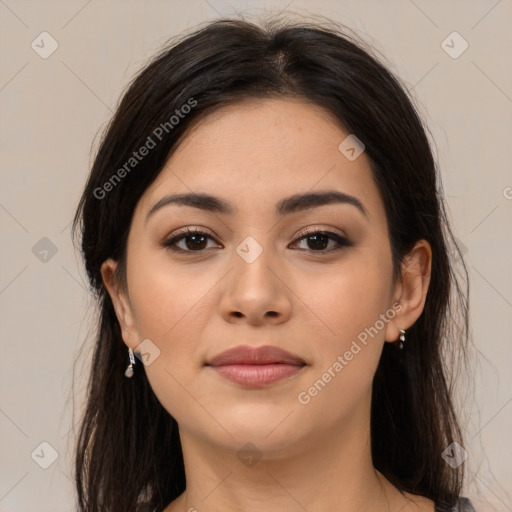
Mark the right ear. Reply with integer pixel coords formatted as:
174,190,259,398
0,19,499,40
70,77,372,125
101,258,139,349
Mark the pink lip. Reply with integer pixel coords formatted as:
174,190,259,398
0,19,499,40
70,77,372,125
206,345,306,366
211,364,305,387
206,345,306,387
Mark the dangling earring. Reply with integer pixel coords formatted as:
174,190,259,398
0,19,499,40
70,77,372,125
124,347,136,378
399,329,406,350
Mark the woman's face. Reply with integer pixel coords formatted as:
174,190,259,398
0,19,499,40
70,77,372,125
103,98,409,455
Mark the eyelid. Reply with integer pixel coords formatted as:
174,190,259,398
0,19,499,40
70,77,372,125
294,226,347,241
167,225,217,239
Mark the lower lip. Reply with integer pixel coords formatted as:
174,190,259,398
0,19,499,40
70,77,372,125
209,363,305,387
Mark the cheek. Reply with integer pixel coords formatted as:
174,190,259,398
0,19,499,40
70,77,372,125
295,250,393,399
305,253,393,345
125,247,226,382
127,246,211,340
126,254,214,421
293,304,387,426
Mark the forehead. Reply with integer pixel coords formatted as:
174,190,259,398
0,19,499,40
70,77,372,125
135,98,385,223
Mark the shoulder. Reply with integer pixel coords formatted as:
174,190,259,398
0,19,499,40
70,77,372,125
400,493,476,512
435,497,476,512
136,504,160,512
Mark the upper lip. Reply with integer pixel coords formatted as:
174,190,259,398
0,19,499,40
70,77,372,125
206,345,306,367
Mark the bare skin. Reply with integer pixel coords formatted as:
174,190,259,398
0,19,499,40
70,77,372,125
102,98,433,512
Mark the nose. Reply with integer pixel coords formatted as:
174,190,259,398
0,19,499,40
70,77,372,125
218,246,292,326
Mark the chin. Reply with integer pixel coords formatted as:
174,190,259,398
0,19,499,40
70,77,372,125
213,409,305,450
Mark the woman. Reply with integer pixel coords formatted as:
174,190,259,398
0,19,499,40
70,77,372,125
72,16,475,512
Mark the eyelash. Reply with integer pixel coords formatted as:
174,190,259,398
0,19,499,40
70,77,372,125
162,227,353,254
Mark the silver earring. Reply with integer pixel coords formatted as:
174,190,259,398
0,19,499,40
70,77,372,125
399,329,406,350
124,347,136,378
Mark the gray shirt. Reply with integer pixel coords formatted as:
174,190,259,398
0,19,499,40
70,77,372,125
435,498,476,511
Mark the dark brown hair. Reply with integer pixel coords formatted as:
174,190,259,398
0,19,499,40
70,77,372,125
72,16,470,511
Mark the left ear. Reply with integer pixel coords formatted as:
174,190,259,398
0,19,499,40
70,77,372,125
385,239,432,343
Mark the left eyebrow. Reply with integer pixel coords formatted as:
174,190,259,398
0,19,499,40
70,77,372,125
145,189,368,225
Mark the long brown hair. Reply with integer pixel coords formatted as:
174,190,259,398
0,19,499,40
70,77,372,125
72,16,470,511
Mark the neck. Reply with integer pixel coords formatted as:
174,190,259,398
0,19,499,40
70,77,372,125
167,400,392,512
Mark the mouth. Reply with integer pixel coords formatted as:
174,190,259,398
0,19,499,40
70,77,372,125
205,345,307,388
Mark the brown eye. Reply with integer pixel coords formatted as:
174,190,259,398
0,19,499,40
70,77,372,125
292,230,353,253
163,229,221,252
163,228,352,255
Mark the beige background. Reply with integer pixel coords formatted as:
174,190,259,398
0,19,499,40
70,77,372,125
1,0,511,510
